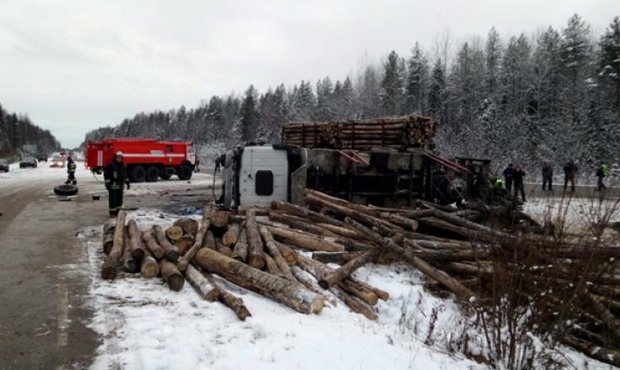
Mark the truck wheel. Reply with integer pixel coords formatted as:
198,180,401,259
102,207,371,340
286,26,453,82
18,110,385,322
177,165,193,180
145,166,159,182
131,165,146,183
54,185,78,196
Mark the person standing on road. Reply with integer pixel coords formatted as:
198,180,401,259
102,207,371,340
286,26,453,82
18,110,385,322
542,162,553,191
596,162,610,191
513,164,526,202
104,152,130,217
503,163,515,193
65,154,77,185
563,160,578,192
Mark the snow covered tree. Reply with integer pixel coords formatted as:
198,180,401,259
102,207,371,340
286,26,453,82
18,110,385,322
380,50,405,115
599,16,620,110
405,42,430,115
485,27,502,96
356,66,382,118
240,85,258,142
315,76,334,120
428,59,447,124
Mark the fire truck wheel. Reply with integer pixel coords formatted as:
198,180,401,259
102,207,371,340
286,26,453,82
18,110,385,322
130,165,146,183
145,166,159,182
177,165,193,181
54,184,78,196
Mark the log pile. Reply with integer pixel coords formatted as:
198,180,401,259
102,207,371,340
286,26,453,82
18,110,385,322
97,190,620,366
281,114,438,151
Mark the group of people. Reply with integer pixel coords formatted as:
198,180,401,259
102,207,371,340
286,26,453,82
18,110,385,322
495,160,611,202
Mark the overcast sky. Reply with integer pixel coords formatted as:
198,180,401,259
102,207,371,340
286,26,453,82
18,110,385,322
0,0,618,148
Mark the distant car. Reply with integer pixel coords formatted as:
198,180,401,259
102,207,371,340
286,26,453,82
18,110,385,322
36,153,48,162
19,157,38,168
49,156,65,168
0,159,9,172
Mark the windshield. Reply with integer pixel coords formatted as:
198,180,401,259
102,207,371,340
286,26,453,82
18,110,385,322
0,159,8,164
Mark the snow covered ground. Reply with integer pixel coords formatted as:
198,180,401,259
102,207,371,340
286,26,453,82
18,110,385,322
79,205,617,369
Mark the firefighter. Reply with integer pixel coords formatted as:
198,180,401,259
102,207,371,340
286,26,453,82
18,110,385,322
104,152,130,217
563,160,578,192
513,164,526,202
541,162,553,191
596,162,610,191
502,163,515,193
65,154,77,185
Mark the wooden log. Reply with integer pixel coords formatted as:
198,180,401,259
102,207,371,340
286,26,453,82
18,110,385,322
318,248,381,289
195,247,324,314
271,201,345,227
222,223,242,247
274,241,298,265
312,251,364,265
231,229,248,262
380,212,419,231
141,229,165,259
215,239,233,257
126,219,146,262
102,219,115,255
185,264,220,301
176,216,211,273
585,293,620,341
295,254,377,320
290,266,335,306
101,211,127,280
346,277,390,301
345,217,476,301
121,230,138,273
166,225,184,242
175,233,195,254
561,335,620,367
264,253,283,276
336,280,379,306
153,225,181,262
173,217,199,236
202,230,216,249
140,248,160,278
316,223,364,240
246,208,266,269
259,226,295,281
267,212,339,238
210,210,229,236
266,225,345,252
185,265,252,320
159,259,184,291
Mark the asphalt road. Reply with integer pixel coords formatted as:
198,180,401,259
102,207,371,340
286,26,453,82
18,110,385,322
0,166,102,369
0,163,215,370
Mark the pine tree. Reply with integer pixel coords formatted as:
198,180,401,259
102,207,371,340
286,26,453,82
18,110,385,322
485,27,502,96
405,42,430,114
599,16,620,110
381,50,405,114
241,85,258,142
315,76,334,120
428,59,446,123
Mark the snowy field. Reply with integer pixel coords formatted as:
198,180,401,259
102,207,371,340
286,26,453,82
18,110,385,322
79,205,617,369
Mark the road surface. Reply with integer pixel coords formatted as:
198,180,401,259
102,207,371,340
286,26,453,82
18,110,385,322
0,162,214,369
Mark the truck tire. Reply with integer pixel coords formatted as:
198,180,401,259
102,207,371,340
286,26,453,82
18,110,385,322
145,166,159,182
130,165,146,183
177,165,193,181
54,184,78,196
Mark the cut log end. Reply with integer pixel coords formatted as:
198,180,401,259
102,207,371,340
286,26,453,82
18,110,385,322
101,265,117,280
248,255,266,270
168,275,185,291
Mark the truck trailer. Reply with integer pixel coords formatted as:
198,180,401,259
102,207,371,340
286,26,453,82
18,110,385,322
86,138,196,182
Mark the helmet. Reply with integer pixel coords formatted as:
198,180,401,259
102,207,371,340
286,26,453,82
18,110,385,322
115,151,123,157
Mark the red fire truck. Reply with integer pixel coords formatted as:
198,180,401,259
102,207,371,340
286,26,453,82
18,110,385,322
86,138,196,182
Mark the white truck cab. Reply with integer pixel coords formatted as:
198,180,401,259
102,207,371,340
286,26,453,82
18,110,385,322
238,146,289,207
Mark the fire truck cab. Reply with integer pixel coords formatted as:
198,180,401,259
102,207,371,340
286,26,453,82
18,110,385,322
86,138,195,182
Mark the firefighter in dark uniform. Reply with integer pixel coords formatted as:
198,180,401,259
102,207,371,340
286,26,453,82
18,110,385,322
104,152,130,217
65,154,77,185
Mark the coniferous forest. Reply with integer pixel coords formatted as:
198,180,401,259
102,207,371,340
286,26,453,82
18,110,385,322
84,14,620,179
0,103,61,157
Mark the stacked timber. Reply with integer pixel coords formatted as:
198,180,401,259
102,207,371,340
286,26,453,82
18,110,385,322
97,190,620,366
281,114,438,151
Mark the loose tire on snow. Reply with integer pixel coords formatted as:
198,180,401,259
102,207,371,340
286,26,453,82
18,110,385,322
145,166,159,182
54,184,78,196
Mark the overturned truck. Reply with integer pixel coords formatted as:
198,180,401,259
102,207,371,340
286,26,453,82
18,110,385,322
220,115,490,208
